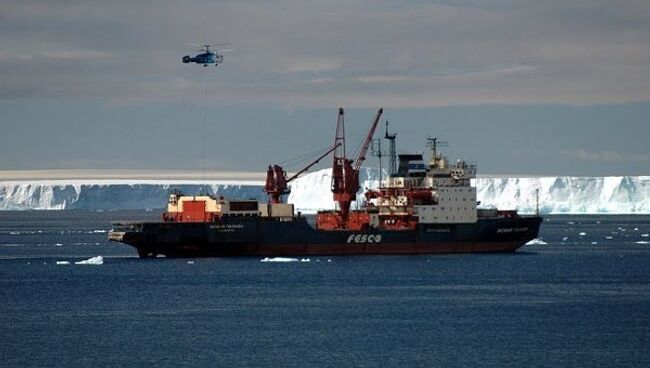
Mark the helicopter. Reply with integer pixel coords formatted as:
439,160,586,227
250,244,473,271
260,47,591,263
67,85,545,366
182,43,233,67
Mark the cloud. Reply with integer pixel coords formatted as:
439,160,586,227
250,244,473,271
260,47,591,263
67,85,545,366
560,149,650,163
284,59,342,73
0,0,649,107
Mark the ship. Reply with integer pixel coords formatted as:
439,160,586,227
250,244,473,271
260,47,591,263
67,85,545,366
108,108,542,257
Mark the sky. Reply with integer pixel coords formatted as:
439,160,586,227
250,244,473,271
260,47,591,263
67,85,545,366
0,0,649,177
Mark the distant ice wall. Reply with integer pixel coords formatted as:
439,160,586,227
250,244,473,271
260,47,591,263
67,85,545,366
473,176,650,214
0,182,265,210
1,170,648,214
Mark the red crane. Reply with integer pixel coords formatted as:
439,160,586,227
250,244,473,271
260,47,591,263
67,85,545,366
331,107,383,218
265,144,340,204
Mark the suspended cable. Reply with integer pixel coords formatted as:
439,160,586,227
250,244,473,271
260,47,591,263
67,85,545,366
276,144,333,168
201,68,208,194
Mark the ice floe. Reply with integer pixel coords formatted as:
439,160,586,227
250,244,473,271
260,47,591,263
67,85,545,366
260,257,299,263
56,261,70,265
525,238,547,245
75,256,103,265
636,241,649,244
579,232,587,236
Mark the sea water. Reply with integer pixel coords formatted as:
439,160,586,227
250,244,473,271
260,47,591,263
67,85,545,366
1,211,649,367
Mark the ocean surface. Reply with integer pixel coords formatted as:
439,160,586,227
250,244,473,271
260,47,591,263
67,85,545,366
1,211,649,367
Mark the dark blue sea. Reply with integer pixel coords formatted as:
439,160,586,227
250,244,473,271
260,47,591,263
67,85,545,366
1,211,649,367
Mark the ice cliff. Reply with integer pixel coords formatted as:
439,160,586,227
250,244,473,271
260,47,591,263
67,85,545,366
0,180,266,211
1,169,648,214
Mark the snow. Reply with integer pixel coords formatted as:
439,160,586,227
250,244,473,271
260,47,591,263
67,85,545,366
1,169,649,214
75,256,103,265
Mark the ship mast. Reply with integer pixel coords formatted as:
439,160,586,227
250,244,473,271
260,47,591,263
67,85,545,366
426,137,447,169
385,121,397,177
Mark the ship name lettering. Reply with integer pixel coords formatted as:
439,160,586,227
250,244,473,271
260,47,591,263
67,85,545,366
497,227,528,233
210,224,244,230
347,234,382,244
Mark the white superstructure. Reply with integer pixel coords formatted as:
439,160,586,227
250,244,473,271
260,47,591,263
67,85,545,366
373,141,478,224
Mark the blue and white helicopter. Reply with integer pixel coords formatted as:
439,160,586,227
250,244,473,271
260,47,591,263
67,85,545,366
182,43,233,67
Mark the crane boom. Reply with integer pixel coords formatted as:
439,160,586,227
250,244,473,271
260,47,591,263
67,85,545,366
353,108,383,171
265,143,341,204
